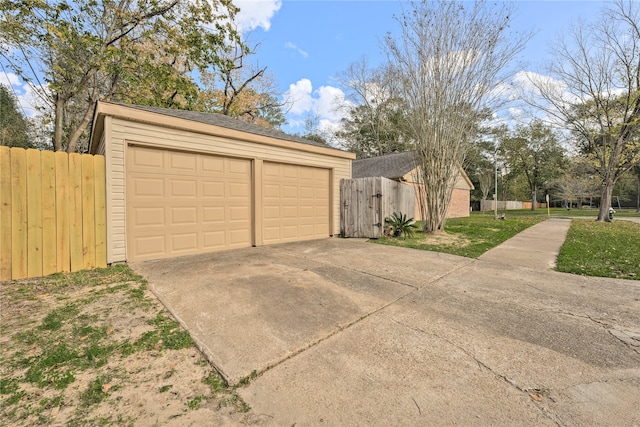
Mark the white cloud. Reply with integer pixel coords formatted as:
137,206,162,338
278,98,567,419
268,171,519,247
284,79,348,121
284,42,308,58
0,71,41,117
314,85,345,122
283,78,351,138
234,0,282,32
285,78,314,115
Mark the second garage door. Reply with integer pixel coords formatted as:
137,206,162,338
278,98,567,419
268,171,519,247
126,146,252,261
262,162,330,244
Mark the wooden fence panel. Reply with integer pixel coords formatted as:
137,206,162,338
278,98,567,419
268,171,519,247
11,148,27,279
94,156,107,268
341,177,416,238
81,155,96,269
41,151,57,276
0,148,106,280
69,153,84,273
27,149,43,278
0,147,12,280
55,152,70,272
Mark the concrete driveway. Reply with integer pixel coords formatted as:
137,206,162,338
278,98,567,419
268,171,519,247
132,238,640,426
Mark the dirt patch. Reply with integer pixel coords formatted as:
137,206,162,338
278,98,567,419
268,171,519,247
417,232,470,247
0,266,268,426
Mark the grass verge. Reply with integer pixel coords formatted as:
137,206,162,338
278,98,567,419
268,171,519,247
372,214,546,258
0,265,252,426
556,219,640,280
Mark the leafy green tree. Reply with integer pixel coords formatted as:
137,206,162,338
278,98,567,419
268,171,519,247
0,84,32,148
499,120,566,210
335,57,409,159
337,103,408,158
524,0,640,221
1,0,239,152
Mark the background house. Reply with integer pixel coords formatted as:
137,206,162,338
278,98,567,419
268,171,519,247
352,151,474,220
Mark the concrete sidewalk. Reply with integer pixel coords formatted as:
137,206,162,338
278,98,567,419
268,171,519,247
479,218,571,270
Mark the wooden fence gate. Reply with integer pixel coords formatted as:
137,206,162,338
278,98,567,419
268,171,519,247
0,147,107,280
340,177,416,238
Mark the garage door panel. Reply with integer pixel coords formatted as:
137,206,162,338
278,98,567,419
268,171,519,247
229,182,251,198
229,206,250,221
127,146,252,261
228,159,251,175
283,225,299,238
131,176,165,197
262,162,329,245
202,231,226,249
130,146,164,170
202,206,226,223
131,207,165,227
171,233,198,252
201,156,225,175
169,152,197,172
170,207,197,225
169,179,198,197
229,229,251,244
132,235,166,257
201,181,226,198
299,206,314,218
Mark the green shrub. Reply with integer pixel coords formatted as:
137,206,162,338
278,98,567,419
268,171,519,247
384,212,418,239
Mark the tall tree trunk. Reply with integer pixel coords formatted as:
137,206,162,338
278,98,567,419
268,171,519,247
530,187,536,211
66,100,97,153
53,95,65,152
597,182,614,222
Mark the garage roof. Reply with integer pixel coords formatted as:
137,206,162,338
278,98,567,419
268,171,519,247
89,102,355,159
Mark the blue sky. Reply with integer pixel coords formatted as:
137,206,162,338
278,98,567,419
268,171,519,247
233,0,609,135
2,0,610,135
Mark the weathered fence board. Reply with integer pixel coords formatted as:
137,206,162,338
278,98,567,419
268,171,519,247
0,147,106,280
341,177,416,238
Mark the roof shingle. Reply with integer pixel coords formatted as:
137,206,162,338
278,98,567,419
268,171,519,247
352,151,418,179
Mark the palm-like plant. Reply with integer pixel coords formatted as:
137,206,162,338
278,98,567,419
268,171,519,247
384,212,418,239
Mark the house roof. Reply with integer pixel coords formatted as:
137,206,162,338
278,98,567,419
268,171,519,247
89,102,355,159
352,151,418,179
352,151,475,190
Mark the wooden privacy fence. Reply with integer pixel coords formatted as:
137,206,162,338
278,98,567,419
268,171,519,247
341,177,416,238
0,147,107,280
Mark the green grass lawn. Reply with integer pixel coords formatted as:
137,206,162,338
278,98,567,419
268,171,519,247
372,215,546,258
556,219,640,280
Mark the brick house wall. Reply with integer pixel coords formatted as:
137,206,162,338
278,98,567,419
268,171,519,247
403,169,473,220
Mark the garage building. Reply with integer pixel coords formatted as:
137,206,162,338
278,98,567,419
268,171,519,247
89,102,354,263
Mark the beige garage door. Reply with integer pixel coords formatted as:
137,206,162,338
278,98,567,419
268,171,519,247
126,145,252,261
262,162,330,244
